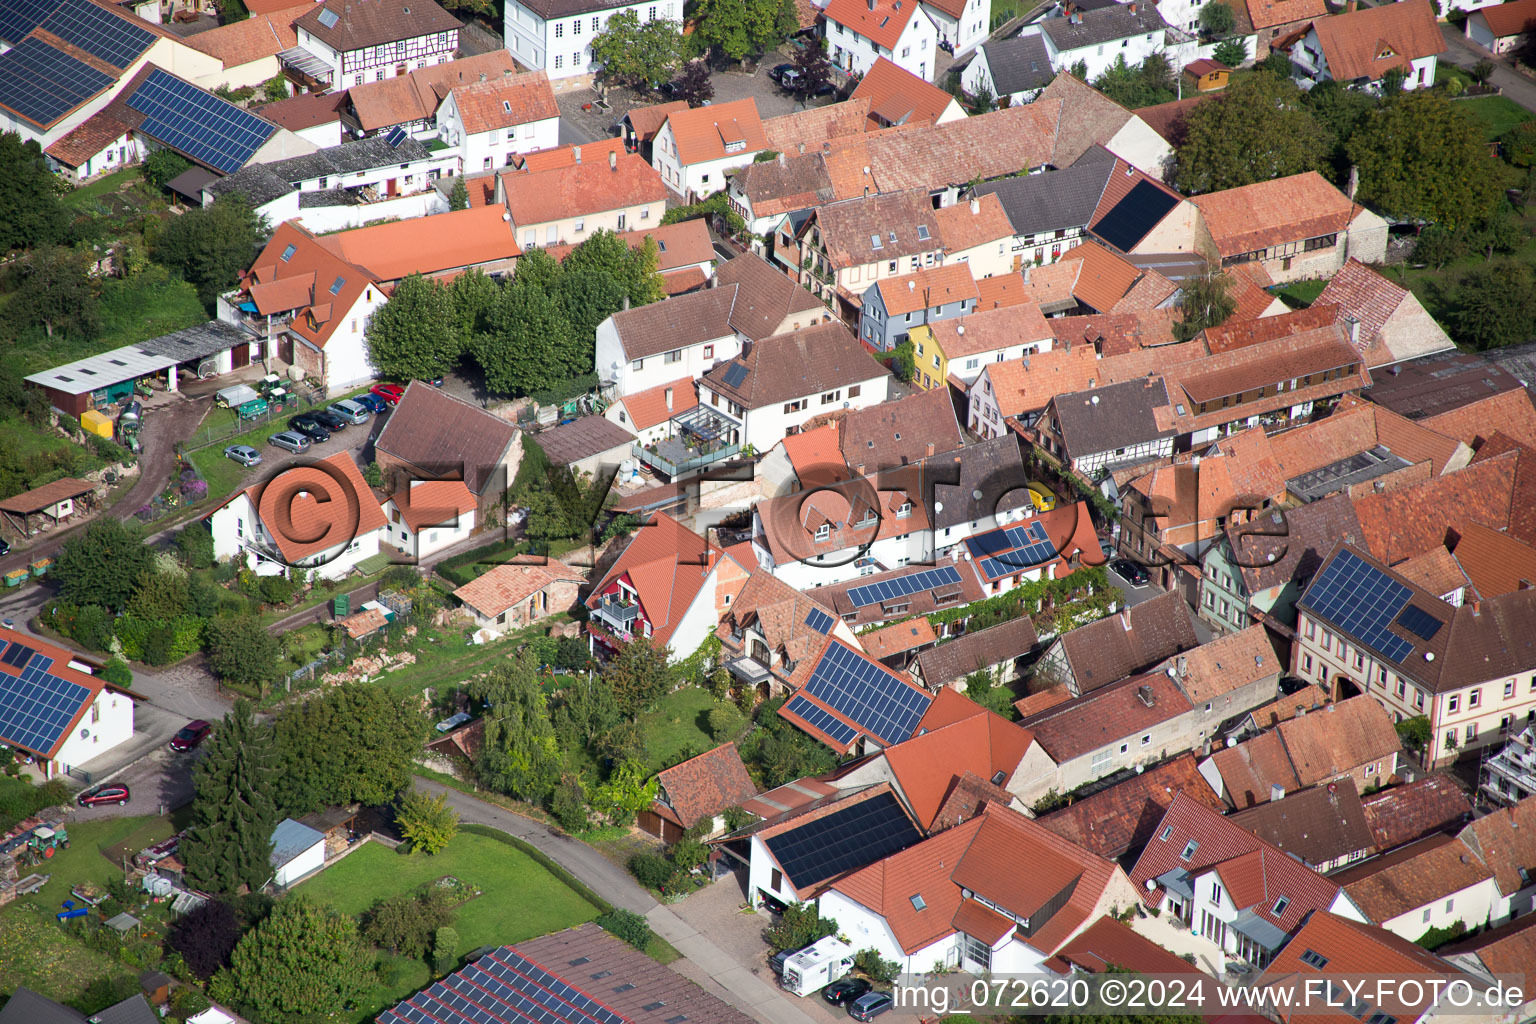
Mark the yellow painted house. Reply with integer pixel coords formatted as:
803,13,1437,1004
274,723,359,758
912,302,1057,392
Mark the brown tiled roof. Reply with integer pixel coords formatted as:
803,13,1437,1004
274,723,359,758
715,252,829,340
733,152,837,219
1192,172,1357,258
703,321,887,410
242,221,377,351
655,742,759,828
1391,545,1468,599
1421,387,1536,452
1360,776,1474,852
1438,908,1536,976
45,107,135,167
339,606,389,639
584,512,717,649
761,99,871,155
1352,451,1516,566
1171,325,1362,407
721,570,850,674
374,381,517,497
662,98,768,166
1230,777,1372,868
544,219,714,278
1132,94,1215,145
0,476,96,514
255,89,347,131
812,189,943,267
1202,304,1339,355
1247,685,1332,732
448,71,558,134
929,769,1016,830
533,417,635,466
608,286,737,362
1059,917,1209,980
500,153,665,226
1362,350,1524,421
1056,591,1199,693
1033,74,1141,170
838,387,963,471
616,377,697,433
810,560,988,627
1162,624,1277,704
914,617,1039,690
933,193,1015,255
346,53,522,131
452,560,584,619
1060,242,1146,314
623,100,688,143
930,303,1053,362
388,478,477,532
1019,669,1195,762
1277,694,1401,788
1047,309,1187,357
1246,0,1325,30
881,704,1034,828
977,346,1106,419
1337,832,1493,922
849,57,957,128
1476,0,1536,37
294,0,459,52
1468,431,1536,546
874,263,977,317
1312,0,1444,84
1212,729,1301,809
318,205,522,281
1450,521,1536,598
1036,753,1223,860
184,6,302,66
1457,797,1536,897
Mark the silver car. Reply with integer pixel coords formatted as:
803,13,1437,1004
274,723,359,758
329,399,370,425
268,431,311,454
224,444,263,467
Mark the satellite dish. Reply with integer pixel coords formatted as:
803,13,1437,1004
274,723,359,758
1144,878,1156,891
80,729,90,739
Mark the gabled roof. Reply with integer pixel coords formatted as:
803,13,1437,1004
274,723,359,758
872,263,977,317
928,302,1053,361
1456,796,1536,897
1420,386,1536,452
811,189,943,267
452,560,585,619
1475,0,1536,37
1245,0,1325,31
1230,777,1372,869
933,192,1014,254
703,321,887,410
255,89,347,132
880,703,1034,829
1213,695,1400,807
318,206,521,281
837,387,963,472
225,450,389,563
1161,624,1277,705
0,628,124,760
714,252,829,339
447,71,558,134
499,152,666,226
778,638,935,749
1019,668,1195,762
345,51,520,132
184,5,302,66
1036,753,1224,860
809,560,989,627
374,381,518,496
721,570,844,673
1362,349,1526,422
913,617,1039,690
1360,775,1473,853
1450,521,1536,599
1393,545,1469,600
608,286,738,362
534,417,635,466
1036,2,1170,51
1335,832,1493,922
824,0,931,50
585,512,718,648
294,0,459,52
1048,377,1173,460
387,478,476,532
615,377,698,433
849,57,957,128
1315,258,1454,368
1191,172,1358,259
761,98,872,154
1440,904,1536,976
1054,590,1199,693
1351,452,1516,566
753,783,923,897
1227,493,1364,596
972,158,1117,238
830,817,987,954
623,100,688,142
660,97,767,166
655,742,760,828
978,33,1054,96
242,221,379,351
1058,916,1210,979
1130,793,1344,938
1132,94,1215,145
1310,0,1444,84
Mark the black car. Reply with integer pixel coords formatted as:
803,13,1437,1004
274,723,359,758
808,80,837,98
309,408,347,432
769,62,795,83
823,978,872,1006
288,415,330,442
0,536,9,556
769,945,803,977
1111,558,1151,586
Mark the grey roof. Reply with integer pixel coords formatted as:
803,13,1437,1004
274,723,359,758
1228,493,1365,595
1361,349,1525,421
533,416,636,466
165,164,217,201
971,157,1116,235
139,321,252,362
919,434,1031,529
270,817,324,867
1229,907,1292,952
90,995,159,1024
203,164,292,208
1051,377,1173,460
1286,444,1412,503
1230,777,1373,869
298,188,357,208
1037,2,1170,50
979,33,1054,96
206,134,432,206
0,988,85,1024
26,322,248,394
914,616,1039,687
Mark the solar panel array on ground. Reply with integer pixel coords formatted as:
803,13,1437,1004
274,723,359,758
783,694,859,748
380,947,628,1024
0,35,112,126
126,69,276,173
0,643,91,757
847,565,962,608
764,791,923,887
41,0,152,67
964,520,1059,579
802,641,931,744
1302,549,1416,663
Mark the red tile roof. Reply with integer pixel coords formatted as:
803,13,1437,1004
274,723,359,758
661,98,768,166
1352,451,1517,566
654,742,760,828
1311,0,1444,84
1019,669,1195,762
617,377,697,432
1359,775,1473,853
1036,753,1225,860
242,221,379,350
318,205,521,281
831,818,987,953
500,153,666,226
1476,0,1536,37
584,511,717,648
1447,521,1536,598
184,6,303,66
0,627,120,759
448,70,558,134
1192,172,1358,259
451,559,584,619
880,704,1034,829
246,451,389,563
1335,832,1494,924
388,478,476,532
1457,796,1536,897
850,57,957,128
874,263,977,317
345,52,522,132
824,0,930,50
1421,387,1536,451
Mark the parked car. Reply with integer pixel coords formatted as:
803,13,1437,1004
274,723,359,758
370,383,405,405
823,978,872,1007
288,416,330,442
769,63,795,83
268,430,311,454
77,783,131,807
425,376,444,388
0,537,9,556
1026,484,1057,512
170,720,211,752
224,444,262,467
778,66,804,90
848,992,893,1020
356,392,388,415
330,399,371,424
808,80,837,98
310,408,348,432
1110,558,1150,586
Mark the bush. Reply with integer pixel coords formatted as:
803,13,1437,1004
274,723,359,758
764,902,837,953
706,702,744,740
627,852,674,890
854,948,900,983
170,986,210,1016
432,926,459,973
71,604,115,651
167,899,243,980
550,773,589,832
176,524,216,568
722,806,754,832
362,891,456,959
100,657,133,688
669,838,709,872
596,909,651,950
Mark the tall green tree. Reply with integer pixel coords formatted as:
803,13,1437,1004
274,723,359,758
694,0,791,60
471,661,562,802
1174,72,1327,194
1444,259,1536,350
590,10,681,88
54,519,153,612
449,266,500,344
9,246,99,340
152,195,265,309
477,281,573,394
564,228,665,306
183,700,281,895
448,176,470,211
1347,90,1506,228
557,269,628,354
1212,38,1248,67
220,896,373,1023
604,637,676,715
204,616,283,693
1199,0,1234,36
1171,272,1237,342
0,131,66,252
366,273,460,381
1301,80,1377,180
397,788,459,854
274,683,427,814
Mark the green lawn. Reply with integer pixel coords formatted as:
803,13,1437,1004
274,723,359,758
638,686,717,771
1269,279,1328,308
60,167,141,208
1460,94,1531,141
4,272,205,378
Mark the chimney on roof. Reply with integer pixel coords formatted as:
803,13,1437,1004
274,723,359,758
868,0,876,9
574,146,582,164
856,463,865,477
708,274,720,289
1177,654,1187,677
778,152,786,167
1345,315,1360,346
1137,684,1155,707
926,442,935,457
823,141,832,155
610,149,618,171
1270,783,1286,802
1472,599,1481,615
479,72,487,82
970,198,980,215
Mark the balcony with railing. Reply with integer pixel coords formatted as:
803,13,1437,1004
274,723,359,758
633,404,743,479
590,599,641,640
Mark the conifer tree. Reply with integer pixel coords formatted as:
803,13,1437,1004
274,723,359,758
182,700,280,894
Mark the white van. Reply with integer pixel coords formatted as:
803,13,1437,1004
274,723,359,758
780,936,856,997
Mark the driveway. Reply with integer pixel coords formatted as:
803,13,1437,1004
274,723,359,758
1439,24,1536,113
1105,562,1214,643
71,746,197,821
199,400,393,500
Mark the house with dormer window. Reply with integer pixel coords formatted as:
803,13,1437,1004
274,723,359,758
435,71,560,173
651,98,768,201
824,0,939,81
717,570,863,699
791,190,947,323
1286,0,1443,93
751,469,929,591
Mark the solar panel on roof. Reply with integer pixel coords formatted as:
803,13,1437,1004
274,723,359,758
803,642,931,743
385,126,407,147
0,647,92,756
2,642,36,669
847,565,961,608
784,694,859,748
1303,549,1415,664
804,606,834,635
0,36,113,126
1395,604,1443,642
1093,179,1181,254
722,363,748,389
41,0,152,68
317,6,339,26
764,791,922,888
0,0,56,46
126,69,275,174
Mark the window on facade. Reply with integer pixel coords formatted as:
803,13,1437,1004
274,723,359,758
1446,728,1457,747
848,384,861,398
555,22,563,35
1470,689,1481,708
1449,695,1460,712
664,349,682,364
771,868,782,890
555,54,563,68
821,391,838,404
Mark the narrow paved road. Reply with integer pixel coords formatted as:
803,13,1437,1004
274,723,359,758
1440,24,1536,113
413,777,821,1024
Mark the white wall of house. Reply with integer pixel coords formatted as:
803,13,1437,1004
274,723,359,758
294,191,448,234
1034,22,1165,82
380,502,476,559
926,0,990,56
1290,29,1437,91
1065,436,1175,478
961,48,1047,105
747,833,798,906
273,838,325,886
944,335,1053,387
652,123,763,199
208,492,384,580
661,578,724,662
820,889,960,974
703,371,890,452
1373,877,1502,944
502,0,678,86
437,93,560,174
945,235,1018,280
766,523,933,591
301,25,457,89
827,6,940,81
55,133,148,183
514,199,665,249
51,690,134,772
596,320,739,396
1164,869,1366,962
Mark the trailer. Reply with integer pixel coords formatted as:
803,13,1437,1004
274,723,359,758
780,936,856,997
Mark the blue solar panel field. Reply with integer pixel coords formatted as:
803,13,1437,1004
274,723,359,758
0,646,90,756
126,69,276,173
1303,549,1416,664
803,642,931,744
41,0,152,67
382,948,629,1024
847,565,961,608
966,520,1060,579
803,606,834,635
764,791,923,887
0,0,56,46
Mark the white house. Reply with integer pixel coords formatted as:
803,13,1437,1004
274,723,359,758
752,474,933,590
290,0,460,89
963,33,1055,105
824,0,940,81
1337,834,1504,943
596,286,741,397
436,71,561,173
650,98,768,200
1031,2,1176,82
499,149,668,249
502,0,679,88
380,479,478,560
0,629,138,780
1288,0,1442,92
922,0,989,56
269,819,326,887
1465,0,1536,53
205,452,389,581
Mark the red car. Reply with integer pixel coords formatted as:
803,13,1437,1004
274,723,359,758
170,720,211,752
370,383,405,405
77,783,131,807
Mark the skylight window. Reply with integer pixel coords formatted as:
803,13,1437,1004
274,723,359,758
1159,825,1174,841
871,234,883,249
318,7,339,27
330,276,345,295
1299,949,1329,970
1272,896,1290,916
1179,839,1199,860
281,243,297,261
910,894,927,911
990,770,1006,785
917,225,930,240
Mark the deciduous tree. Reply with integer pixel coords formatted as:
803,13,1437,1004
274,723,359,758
183,700,280,895
674,59,715,107
604,637,676,715
1199,0,1234,36
792,38,833,99
9,246,99,340
476,281,574,394
1174,72,1326,194
153,196,265,310
1171,271,1237,342
1444,259,1536,350
362,890,455,958
591,10,681,89
397,788,459,854
167,900,243,980
0,131,66,252
449,266,499,345
366,273,460,381
222,896,373,1023
54,519,153,612
274,683,426,814
204,616,283,693
472,661,562,802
